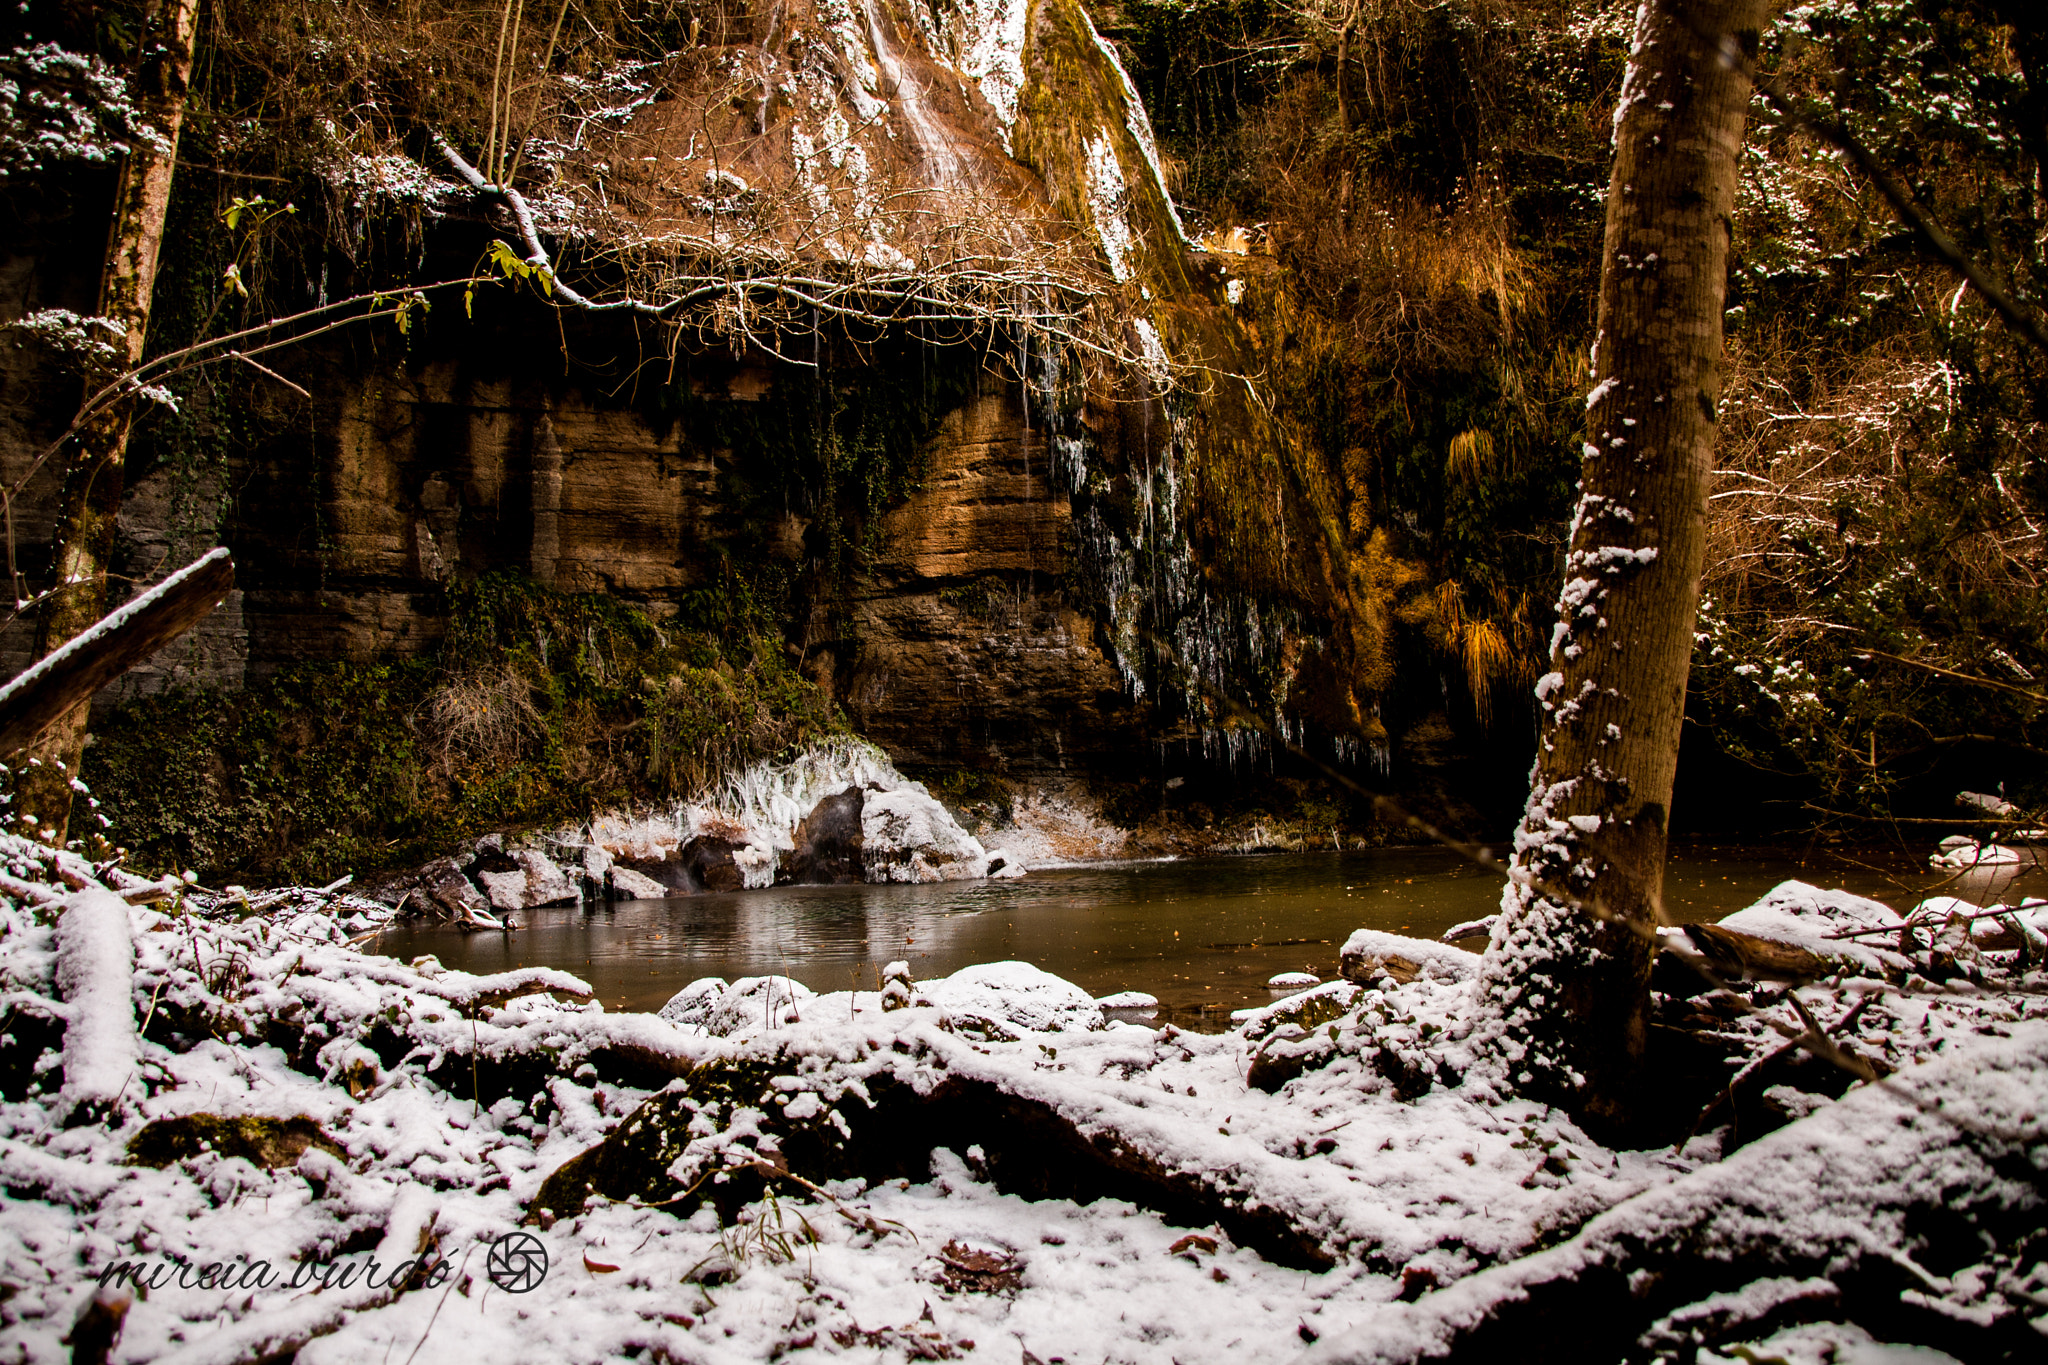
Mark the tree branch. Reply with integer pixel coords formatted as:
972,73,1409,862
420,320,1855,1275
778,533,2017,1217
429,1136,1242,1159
1853,647,2048,703
1715,26,2048,359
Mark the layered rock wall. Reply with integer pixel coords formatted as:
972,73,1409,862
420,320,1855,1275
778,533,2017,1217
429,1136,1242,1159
0,0,1362,794
0,339,1146,777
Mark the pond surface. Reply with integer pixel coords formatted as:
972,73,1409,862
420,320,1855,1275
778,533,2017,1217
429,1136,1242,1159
375,843,1992,1028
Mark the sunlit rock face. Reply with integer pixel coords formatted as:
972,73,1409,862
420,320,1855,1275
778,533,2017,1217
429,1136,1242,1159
5,0,1353,787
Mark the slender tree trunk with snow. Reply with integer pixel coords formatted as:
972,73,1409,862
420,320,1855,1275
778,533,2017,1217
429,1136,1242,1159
1476,0,1768,1136
18,0,202,840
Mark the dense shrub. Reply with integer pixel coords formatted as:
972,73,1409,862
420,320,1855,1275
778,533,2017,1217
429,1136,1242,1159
87,571,843,884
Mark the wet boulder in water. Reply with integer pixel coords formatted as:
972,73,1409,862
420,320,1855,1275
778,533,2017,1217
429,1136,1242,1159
474,868,524,911
617,853,692,894
607,865,670,900
514,850,578,905
479,849,579,910
682,835,753,891
419,857,492,921
862,788,988,883
785,787,867,884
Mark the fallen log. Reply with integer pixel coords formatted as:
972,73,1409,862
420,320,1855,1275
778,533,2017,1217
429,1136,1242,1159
54,888,139,1123
1671,922,1839,985
0,547,233,757
530,1046,1338,1270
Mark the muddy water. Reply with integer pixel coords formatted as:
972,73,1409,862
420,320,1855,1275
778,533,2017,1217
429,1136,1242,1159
373,844,1984,1029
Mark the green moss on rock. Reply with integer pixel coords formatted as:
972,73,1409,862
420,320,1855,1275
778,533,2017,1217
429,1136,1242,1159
127,1114,344,1169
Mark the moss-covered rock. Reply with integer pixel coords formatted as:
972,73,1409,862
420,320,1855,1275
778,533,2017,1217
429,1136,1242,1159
529,1050,894,1224
127,1114,345,1169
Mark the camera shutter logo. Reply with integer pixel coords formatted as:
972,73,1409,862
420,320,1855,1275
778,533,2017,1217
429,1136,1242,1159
486,1231,548,1292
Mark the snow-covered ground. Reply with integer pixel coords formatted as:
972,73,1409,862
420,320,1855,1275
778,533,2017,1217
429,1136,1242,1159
1,833,2043,1363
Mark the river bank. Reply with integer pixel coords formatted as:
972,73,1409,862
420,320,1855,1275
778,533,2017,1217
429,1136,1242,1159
3,826,2045,1364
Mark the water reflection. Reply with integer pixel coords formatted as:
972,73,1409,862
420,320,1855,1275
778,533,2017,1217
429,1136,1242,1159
374,844,1968,1028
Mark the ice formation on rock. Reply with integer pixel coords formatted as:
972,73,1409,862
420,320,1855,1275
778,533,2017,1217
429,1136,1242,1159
862,787,989,883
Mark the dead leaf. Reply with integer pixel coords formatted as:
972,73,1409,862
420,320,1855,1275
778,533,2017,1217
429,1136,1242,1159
934,1240,1023,1294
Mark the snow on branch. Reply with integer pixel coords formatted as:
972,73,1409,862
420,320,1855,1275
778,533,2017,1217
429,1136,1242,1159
0,43,170,180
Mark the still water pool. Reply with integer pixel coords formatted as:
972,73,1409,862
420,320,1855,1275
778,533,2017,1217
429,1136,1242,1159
375,844,1976,1028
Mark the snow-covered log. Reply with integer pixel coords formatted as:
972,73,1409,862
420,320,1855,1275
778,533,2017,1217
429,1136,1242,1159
53,887,139,1121
0,548,232,757
1304,1024,2048,1363
1341,930,1481,987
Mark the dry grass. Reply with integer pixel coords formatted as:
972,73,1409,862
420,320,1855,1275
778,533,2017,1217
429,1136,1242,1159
420,665,544,771
1445,428,1497,485
1703,328,2033,634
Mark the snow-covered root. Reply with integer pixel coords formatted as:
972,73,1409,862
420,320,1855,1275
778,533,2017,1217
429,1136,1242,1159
54,888,139,1123
153,1188,438,1365
1304,1022,2048,1363
529,1023,1336,1270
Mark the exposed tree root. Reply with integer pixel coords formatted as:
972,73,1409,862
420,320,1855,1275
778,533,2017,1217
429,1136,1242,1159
1305,1029,2048,1364
531,1057,1337,1271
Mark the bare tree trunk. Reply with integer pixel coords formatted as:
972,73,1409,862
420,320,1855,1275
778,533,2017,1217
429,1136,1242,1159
1336,16,1355,138
17,0,202,841
1475,0,1768,1137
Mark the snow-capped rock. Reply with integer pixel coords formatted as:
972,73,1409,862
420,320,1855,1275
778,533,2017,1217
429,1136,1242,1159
658,977,729,1027
863,788,988,883
922,961,1101,1035
706,975,816,1036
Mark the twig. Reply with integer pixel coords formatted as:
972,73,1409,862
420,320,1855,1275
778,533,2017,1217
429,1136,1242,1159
1678,992,1874,1150
1852,648,2048,704
228,350,311,398
399,1244,472,1365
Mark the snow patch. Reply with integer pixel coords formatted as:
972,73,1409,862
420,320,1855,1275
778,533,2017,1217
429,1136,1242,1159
1085,128,1135,282
53,888,138,1119
955,0,1030,153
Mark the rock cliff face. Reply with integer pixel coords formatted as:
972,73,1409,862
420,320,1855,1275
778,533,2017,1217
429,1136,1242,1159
0,0,1375,799
843,390,1141,771
53,341,1145,777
